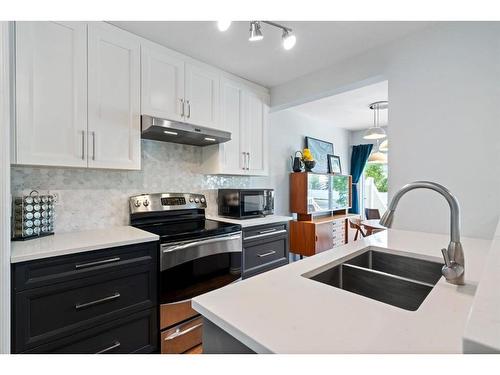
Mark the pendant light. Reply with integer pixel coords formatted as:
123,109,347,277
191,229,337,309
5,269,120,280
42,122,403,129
368,139,388,164
379,139,388,152
364,101,387,140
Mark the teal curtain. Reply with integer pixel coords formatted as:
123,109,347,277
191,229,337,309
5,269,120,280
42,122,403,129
349,144,373,214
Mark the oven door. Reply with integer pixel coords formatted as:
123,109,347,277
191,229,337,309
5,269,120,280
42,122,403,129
159,232,242,317
159,232,242,353
239,190,266,218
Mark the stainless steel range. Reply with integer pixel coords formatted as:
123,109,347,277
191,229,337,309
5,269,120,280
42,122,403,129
129,192,242,354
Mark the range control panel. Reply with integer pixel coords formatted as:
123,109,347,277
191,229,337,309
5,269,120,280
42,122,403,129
129,193,207,214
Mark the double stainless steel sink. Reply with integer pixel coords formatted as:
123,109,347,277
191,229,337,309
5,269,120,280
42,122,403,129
305,248,443,311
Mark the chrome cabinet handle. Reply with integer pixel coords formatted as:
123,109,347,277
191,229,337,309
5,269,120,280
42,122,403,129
75,292,120,310
180,98,185,117
164,323,202,341
257,250,276,258
81,130,85,160
91,131,96,160
96,341,121,354
244,229,287,241
186,100,191,118
241,152,246,170
258,228,278,234
247,152,251,170
75,257,121,269
162,233,242,253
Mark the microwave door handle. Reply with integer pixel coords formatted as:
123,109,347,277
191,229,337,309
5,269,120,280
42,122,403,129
162,233,242,253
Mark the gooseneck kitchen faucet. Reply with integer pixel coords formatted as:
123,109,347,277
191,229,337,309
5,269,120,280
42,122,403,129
379,181,465,285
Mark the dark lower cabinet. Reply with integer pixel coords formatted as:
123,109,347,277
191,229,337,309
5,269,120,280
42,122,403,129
11,241,159,354
242,222,289,279
25,309,158,354
202,318,255,354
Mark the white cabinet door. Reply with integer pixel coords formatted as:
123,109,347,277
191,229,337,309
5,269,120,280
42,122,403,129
185,63,220,129
218,78,246,175
15,21,88,167
141,45,185,121
243,92,268,175
87,23,141,170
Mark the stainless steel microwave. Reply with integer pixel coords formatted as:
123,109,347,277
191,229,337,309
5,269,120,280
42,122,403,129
217,189,274,219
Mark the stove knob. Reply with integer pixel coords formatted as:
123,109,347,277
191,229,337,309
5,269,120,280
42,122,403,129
134,200,141,207
143,199,150,207
194,198,200,203
200,197,206,203
189,197,194,203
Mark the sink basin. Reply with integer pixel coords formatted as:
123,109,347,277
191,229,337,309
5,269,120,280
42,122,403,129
306,249,443,311
345,250,443,285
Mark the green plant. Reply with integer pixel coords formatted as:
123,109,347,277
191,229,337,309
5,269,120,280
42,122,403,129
365,164,388,192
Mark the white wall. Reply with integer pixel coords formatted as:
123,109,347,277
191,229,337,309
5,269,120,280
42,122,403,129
271,22,500,239
256,109,350,216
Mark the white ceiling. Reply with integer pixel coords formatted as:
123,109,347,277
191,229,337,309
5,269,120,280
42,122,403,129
110,21,431,87
291,80,389,130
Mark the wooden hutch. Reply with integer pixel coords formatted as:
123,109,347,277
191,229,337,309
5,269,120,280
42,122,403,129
289,172,358,257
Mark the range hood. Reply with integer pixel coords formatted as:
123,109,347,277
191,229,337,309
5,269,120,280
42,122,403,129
141,115,231,146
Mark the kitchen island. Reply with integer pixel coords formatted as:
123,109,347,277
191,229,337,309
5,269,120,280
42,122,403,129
192,229,492,353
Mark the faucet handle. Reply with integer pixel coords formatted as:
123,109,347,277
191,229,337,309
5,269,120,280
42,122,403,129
441,248,451,267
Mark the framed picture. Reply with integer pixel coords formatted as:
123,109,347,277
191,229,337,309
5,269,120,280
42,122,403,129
328,154,342,174
305,137,334,173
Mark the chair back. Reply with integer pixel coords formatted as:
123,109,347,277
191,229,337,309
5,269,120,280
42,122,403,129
365,208,381,220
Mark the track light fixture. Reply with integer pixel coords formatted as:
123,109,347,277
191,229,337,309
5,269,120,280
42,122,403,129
217,21,232,32
216,21,297,50
249,21,263,41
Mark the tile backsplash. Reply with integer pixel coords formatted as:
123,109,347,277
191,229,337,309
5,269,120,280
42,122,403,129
11,140,263,233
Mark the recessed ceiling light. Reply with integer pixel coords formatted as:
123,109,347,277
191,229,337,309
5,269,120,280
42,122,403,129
217,21,232,32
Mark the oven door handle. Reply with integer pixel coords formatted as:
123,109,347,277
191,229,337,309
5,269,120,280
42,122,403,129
162,233,242,253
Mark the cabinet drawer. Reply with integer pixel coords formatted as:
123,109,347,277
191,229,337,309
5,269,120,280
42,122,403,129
332,224,345,234
243,223,287,242
161,316,203,354
244,237,287,271
13,241,158,291
25,308,157,354
14,264,157,352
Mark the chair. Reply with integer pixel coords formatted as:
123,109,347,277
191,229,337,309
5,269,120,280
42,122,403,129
348,218,366,241
365,208,381,220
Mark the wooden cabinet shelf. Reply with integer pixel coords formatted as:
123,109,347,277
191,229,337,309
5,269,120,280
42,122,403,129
289,172,355,257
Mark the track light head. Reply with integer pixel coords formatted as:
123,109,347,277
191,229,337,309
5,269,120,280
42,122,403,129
249,21,263,41
282,29,296,50
217,21,232,32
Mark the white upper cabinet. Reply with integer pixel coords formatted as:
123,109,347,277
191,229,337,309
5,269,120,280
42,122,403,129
201,77,269,176
218,78,245,174
87,23,141,170
185,63,220,129
141,47,221,131
15,21,88,167
243,91,268,175
141,44,185,122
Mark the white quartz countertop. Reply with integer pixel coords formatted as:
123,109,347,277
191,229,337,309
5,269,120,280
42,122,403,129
463,222,500,353
206,215,293,227
192,229,491,353
11,226,159,263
